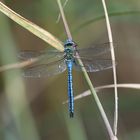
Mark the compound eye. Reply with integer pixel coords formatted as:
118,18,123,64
64,39,75,47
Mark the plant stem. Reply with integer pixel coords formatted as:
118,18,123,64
0,1,64,51
57,0,72,40
57,0,115,139
101,0,118,137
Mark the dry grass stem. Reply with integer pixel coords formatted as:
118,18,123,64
67,83,140,102
57,0,72,40
0,59,38,72
0,1,64,51
57,0,115,138
101,0,118,137
56,0,69,23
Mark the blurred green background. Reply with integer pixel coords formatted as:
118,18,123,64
0,0,140,139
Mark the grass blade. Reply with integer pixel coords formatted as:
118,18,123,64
66,83,140,103
101,0,118,138
57,0,114,139
0,1,64,51
0,59,38,72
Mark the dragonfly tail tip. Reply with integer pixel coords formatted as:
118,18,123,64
70,112,74,118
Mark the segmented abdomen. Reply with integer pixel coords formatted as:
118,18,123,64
66,60,74,117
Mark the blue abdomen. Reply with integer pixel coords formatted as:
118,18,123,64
66,60,74,117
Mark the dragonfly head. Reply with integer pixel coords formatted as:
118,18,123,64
64,39,77,51
64,39,75,47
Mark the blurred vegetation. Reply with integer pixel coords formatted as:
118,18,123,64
0,0,140,139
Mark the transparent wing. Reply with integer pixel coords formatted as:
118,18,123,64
75,42,113,58
18,49,64,61
73,58,113,72
18,50,43,60
23,59,66,78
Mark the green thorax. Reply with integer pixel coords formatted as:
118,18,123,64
64,39,76,61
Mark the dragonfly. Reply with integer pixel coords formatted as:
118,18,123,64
18,40,113,117
18,0,114,118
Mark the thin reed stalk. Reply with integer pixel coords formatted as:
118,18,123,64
101,0,118,138
57,0,114,139
65,84,140,103
56,0,69,23
0,59,38,72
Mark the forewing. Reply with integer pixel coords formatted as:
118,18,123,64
75,42,113,58
23,59,66,78
18,49,64,61
73,58,113,72
18,50,42,60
